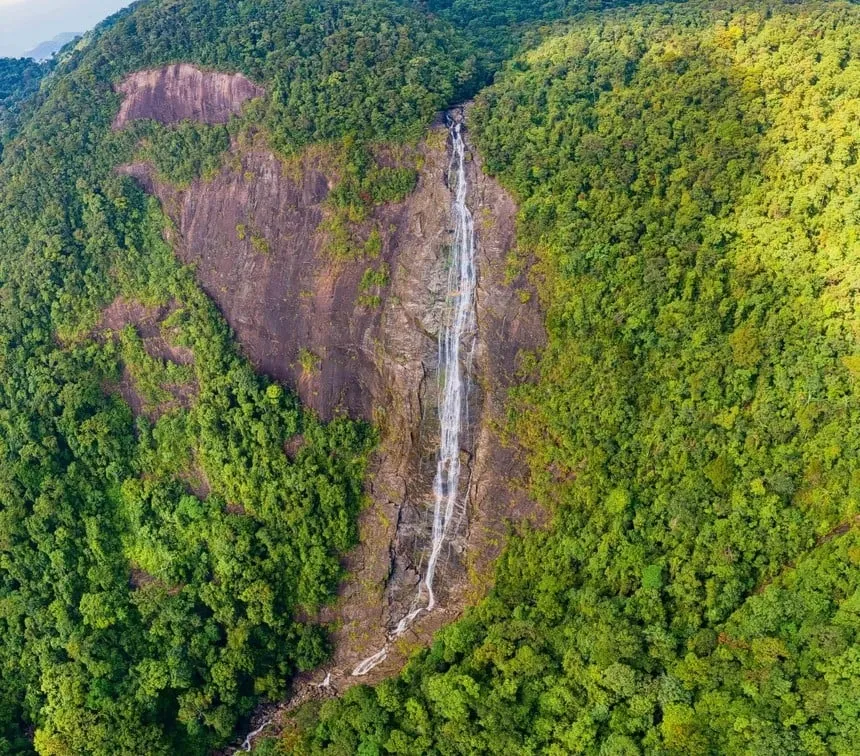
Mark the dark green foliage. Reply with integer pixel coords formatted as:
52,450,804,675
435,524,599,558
67,0,481,154
294,2,860,753
0,58,47,154
0,58,44,106
0,2,487,746
0,174,374,753
328,141,419,218
424,0,647,72
139,121,231,187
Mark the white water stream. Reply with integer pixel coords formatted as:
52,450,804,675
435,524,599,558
233,113,478,750
352,113,478,676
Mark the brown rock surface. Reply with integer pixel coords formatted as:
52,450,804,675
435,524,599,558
113,64,263,129
119,93,544,745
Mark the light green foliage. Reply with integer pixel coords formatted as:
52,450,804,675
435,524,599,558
298,348,322,377
321,139,417,260
360,264,390,291
363,227,383,260
358,263,390,308
117,324,194,409
251,233,271,255
295,2,860,753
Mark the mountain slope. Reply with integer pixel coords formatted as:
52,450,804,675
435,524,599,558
0,0,858,754
292,2,860,753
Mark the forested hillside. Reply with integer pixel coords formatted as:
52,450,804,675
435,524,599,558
0,58,47,155
291,2,860,754
0,0,858,754
0,0,492,752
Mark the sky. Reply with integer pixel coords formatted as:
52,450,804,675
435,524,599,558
0,0,132,58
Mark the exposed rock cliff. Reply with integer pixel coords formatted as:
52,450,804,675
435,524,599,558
115,69,544,733
113,64,263,129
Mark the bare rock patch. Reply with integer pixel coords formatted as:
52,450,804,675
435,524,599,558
98,297,197,420
113,63,263,129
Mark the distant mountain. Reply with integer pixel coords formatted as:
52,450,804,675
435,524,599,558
23,32,80,61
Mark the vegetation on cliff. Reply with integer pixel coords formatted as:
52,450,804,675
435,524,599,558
0,0,858,754
292,2,860,753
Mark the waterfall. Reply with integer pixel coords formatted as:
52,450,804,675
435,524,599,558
233,113,479,752
421,113,476,612
352,111,477,676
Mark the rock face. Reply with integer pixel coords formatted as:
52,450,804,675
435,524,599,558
115,72,544,700
113,64,263,129
119,148,387,420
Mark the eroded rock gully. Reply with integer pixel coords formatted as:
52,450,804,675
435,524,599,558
115,76,544,743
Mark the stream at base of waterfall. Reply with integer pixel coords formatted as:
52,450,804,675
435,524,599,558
351,110,478,677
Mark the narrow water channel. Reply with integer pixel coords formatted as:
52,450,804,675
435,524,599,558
352,110,478,677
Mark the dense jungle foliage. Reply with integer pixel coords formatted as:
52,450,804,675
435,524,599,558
291,2,860,754
1,0,858,754
0,58,47,155
0,0,513,751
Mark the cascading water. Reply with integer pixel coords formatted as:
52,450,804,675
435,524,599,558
233,113,478,750
352,111,478,676
423,112,477,612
